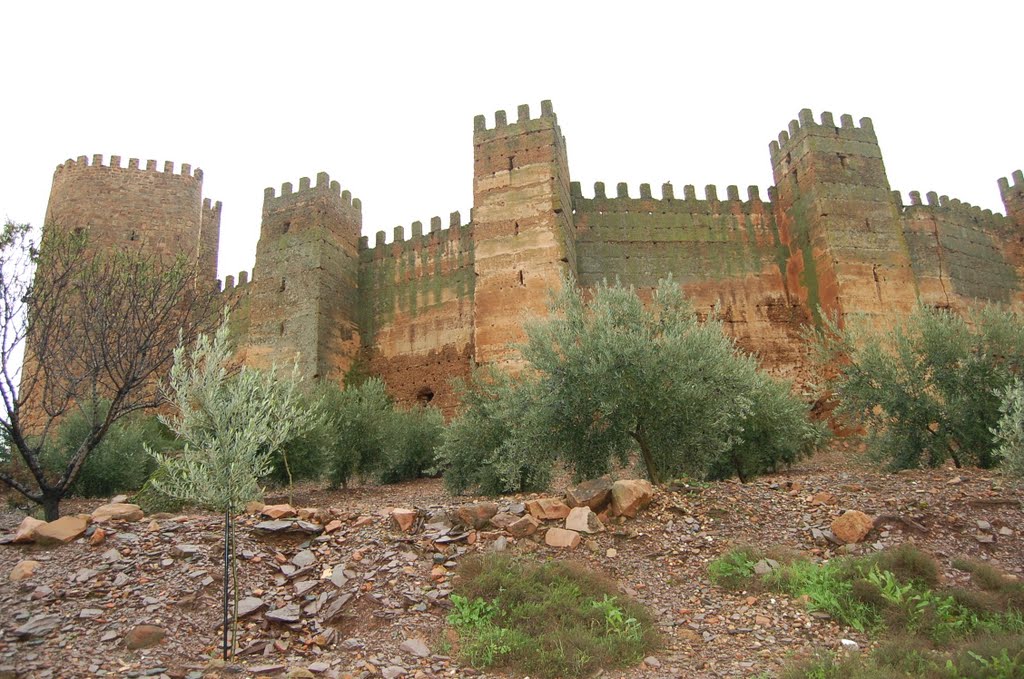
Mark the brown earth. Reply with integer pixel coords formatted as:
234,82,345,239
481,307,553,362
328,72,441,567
0,442,1021,678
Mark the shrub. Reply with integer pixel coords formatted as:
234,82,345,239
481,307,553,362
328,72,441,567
993,379,1024,479
315,378,443,488
40,402,176,498
435,369,555,495
448,554,657,678
373,405,443,484
815,305,1024,471
322,378,389,488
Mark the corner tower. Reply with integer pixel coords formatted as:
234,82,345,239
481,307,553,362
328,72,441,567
45,154,218,282
471,100,576,368
770,110,917,326
248,172,361,382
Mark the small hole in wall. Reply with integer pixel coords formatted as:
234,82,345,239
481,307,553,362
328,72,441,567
282,221,291,234
508,156,515,172
518,270,525,286
278,322,285,336
514,221,519,236
416,386,435,404
129,230,138,242
279,278,286,292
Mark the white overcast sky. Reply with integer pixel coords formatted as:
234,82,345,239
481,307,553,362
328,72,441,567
3,1,1021,283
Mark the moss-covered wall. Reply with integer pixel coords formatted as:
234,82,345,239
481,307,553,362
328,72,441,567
356,216,475,415
572,182,809,376
901,192,1021,309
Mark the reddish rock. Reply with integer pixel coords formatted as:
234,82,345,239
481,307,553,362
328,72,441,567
12,516,45,544
566,477,613,511
545,527,581,549
10,559,41,582
91,503,143,523
507,515,540,538
809,492,838,506
526,498,571,521
262,504,297,520
391,508,417,532
352,516,374,528
33,515,88,546
453,502,499,529
610,480,655,518
488,512,518,529
324,519,343,534
124,624,167,649
565,506,604,534
831,510,874,544
89,528,107,546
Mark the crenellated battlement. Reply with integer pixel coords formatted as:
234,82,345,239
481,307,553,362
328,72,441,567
571,181,771,215
359,212,471,260
218,270,252,293
54,154,204,182
262,171,361,211
768,109,877,165
473,100,557,137
899,189,1013,229
998,170,1024,196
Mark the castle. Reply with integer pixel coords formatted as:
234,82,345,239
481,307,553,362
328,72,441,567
42,101,1024,414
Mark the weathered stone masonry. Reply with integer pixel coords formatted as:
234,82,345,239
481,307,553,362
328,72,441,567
42,102,1024,414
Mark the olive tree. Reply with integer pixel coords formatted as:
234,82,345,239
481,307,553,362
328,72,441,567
439,276,821,491
149,315,317,658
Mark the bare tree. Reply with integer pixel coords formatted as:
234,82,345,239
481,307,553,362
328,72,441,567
0,221,221,519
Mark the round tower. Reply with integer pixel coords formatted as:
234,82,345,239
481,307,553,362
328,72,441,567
44,154,219,282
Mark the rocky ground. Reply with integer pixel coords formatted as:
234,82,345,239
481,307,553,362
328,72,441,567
1,442,1022,679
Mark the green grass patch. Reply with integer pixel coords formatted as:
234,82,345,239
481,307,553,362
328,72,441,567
708,545,1024,677
446,554,657,678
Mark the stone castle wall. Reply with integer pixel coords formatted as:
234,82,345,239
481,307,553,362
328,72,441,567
41,102,1024,413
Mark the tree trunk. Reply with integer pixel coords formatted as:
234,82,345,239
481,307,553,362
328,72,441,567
631,427,661,484
41,493,61,521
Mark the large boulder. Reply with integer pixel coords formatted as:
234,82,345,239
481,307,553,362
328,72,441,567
566,477,613,511
525,498,571,521
545,527,581,549
12,516,45,544
32,515,88,546
610,480,655,518
565,507,604,534
831,510,874,544
453,502,499,529
507,515,540,538
91,503,144,523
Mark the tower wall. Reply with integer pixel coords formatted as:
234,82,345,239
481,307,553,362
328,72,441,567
248,173,361,382
770,110,918,328
899,190,1021,308
357,214,475,415
471,101,575,368
45,155,212,278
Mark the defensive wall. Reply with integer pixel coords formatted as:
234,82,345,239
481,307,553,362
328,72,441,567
41,102,1024,413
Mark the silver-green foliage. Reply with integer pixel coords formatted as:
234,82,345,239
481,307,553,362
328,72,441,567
993,379,1024,479
440,276,820,491
815,305,1024,471
436,369,554,495
149,317,317,513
